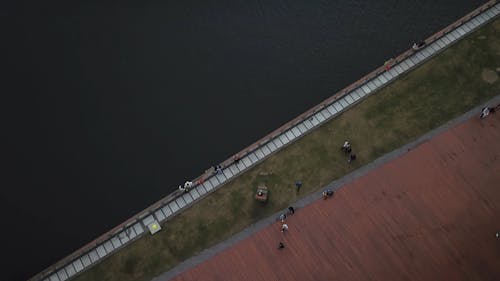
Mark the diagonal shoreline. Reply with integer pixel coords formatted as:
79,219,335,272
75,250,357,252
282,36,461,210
155,93,500,281
32,2,500,281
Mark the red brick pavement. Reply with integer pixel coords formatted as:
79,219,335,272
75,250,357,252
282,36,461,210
170,113,500,281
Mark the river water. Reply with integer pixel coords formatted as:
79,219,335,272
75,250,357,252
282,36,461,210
1,0,485,280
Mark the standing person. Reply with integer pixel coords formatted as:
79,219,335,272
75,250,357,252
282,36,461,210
233,155,241,163
342,141,351,152
281,223,289,232
348,153,357,163
288,206,295,214
183,181,193,192
278,242,285,249
295,181,302,193
480,107,491,119
323,189,334,199
279,213,287,223
217,165,224,174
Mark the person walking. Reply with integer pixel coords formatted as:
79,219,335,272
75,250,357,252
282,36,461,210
295,181,302,193
322,189,334,199
342,141,351,153
279,213,287,223
281,223,289,232
480,107,491,119
348,153,357,163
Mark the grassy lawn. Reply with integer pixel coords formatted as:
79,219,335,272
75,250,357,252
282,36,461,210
73,18,499,281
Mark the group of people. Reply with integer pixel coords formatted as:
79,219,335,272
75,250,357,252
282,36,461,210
180,162,226,194
278,206,295,222
278,206,295,249
278,206,295,239
342,140,357,163
178,181,193,193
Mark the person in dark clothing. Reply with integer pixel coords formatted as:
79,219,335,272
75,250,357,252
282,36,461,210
342,141,351,154
278,242,285,249
279,213,287,222
323,189,334,199
288,206,295,214
348,153,357,163
295,181,302,192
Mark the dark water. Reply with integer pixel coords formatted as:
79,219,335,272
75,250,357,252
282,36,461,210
1,0,485,280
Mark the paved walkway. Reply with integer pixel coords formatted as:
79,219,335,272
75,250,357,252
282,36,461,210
34,2,500,281
160,97,500,281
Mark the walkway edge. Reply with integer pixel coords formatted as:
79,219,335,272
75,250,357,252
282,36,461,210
154,94,500,281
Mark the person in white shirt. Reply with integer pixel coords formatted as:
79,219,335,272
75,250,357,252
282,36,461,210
281,223,289,232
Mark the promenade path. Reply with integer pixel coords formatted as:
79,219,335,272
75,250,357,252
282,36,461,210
33,1,500,281
164,102,500,281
